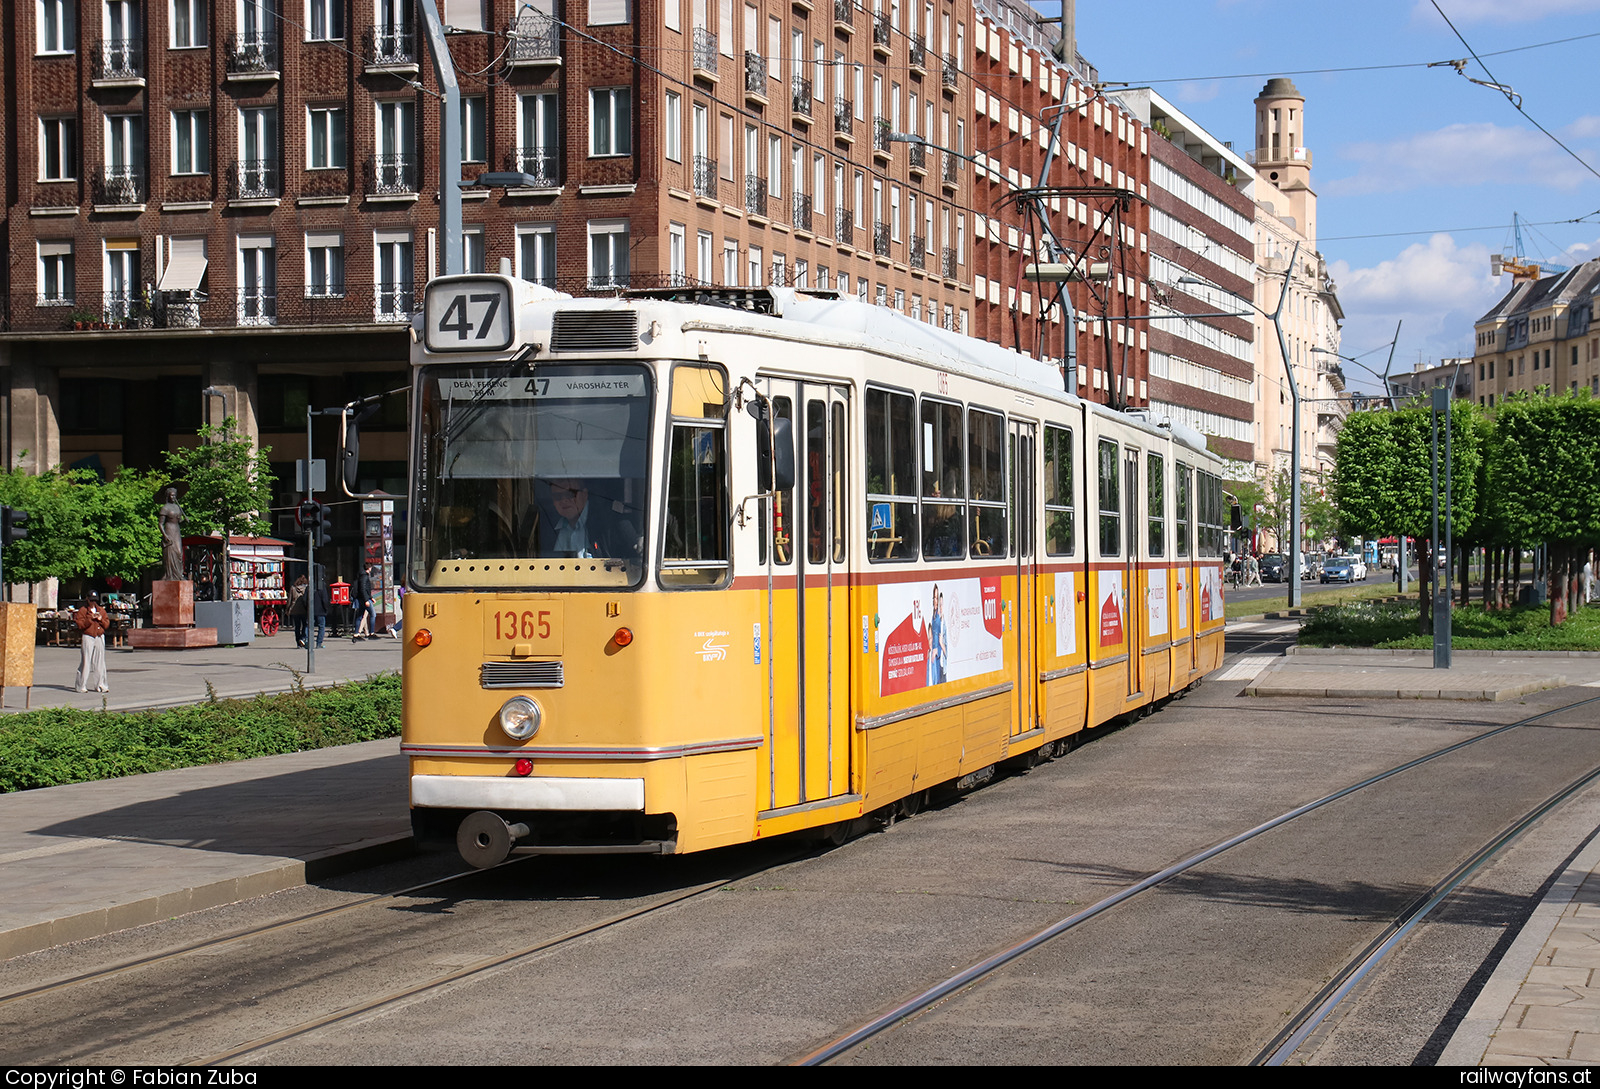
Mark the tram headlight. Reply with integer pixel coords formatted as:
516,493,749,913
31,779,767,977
498,696,542,741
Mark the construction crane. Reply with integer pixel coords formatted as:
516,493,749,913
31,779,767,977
1491,212,1570,283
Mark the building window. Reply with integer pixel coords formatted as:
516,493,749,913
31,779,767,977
587,220,630,288
516,224,556,288
515,93,558,184
462,227,484,274
375,230,414,321
697,230,713,284
307,106,346,168
239,236,277,325
39,242,74,305
172,110,209,174
306,232,344,297
747,244,762,287
669,223,687,284
590,88,632,157
306,0,341,39
40,117,76,180
172,0,207,46
589,0,630,25
104,240,141,319
38,0,74,53
723,239,738,286
461,95,486,163
664,90,682,162
375,100,416,192
237,107,276,196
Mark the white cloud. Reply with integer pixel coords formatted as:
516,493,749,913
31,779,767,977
1328,234,1505,366
1175,81,1222,104
1323,121,1598,197
1412,0,1600,23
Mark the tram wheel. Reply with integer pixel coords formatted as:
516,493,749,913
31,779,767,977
898,790,926,819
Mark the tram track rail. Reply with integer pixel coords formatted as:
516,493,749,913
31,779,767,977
793,690,1600,1066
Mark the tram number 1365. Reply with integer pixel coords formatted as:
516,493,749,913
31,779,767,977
484,605,564,654
424,279,513,352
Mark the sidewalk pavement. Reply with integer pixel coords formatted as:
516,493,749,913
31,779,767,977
2,624,1600,1065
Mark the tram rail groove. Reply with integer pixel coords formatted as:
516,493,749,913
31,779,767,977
793,690,1600,1066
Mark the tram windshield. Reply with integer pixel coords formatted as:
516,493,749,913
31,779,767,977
411,362,653,588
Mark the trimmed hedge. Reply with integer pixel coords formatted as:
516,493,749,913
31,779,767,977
1299,600,1600,651
0,673,401,793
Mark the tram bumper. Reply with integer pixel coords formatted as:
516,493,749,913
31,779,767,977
412,773,645,812
411,775,678,861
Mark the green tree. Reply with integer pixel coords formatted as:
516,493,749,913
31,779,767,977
83,468,169,581
164,418,275,543
0,465,167,584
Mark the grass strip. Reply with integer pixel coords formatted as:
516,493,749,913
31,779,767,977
1299,600,1600,651
0,672,401,793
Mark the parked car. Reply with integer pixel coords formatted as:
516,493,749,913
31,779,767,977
1259,553,1287,582
1321,555,1356,583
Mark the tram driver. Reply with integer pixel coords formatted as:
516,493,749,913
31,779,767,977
538,477,642,560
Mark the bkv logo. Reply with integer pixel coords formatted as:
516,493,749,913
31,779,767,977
696,630,729,661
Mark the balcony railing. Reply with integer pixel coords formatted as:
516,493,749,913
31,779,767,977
369,154,418,195
225,32,278,75
744,50,766,94
102,291,154,326
692,155,718,199
909,34,926,71
942,53,958,89
872,13,890,50
92,166,144,206
910,235,926,270
834,100,853,137
230,158,280,200
770,261,788,287
237,289,277,326
833,0,853,28
692,28,717,75
376,284,416,322
942,246,956,278
873,117,892,154
835,207,853,242
942,152,958,186
92,38,141,81
907,141,925,170
745,174,767,218
873,222,890,258
792,193,812,233
507,9,560,62
366,24,416,66
508,147,559,187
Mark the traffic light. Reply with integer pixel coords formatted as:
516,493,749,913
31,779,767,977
2,506,31,546
297,499,330,547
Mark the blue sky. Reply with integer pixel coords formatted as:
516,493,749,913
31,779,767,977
1061,0,1600,391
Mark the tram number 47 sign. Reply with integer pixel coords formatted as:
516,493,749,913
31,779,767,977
424,278,513,352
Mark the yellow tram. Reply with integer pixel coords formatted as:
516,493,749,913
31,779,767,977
400,275,1228,866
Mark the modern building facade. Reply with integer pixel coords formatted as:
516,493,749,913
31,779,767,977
1472,257,1600,408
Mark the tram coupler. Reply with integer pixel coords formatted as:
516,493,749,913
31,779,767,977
456,811,531,869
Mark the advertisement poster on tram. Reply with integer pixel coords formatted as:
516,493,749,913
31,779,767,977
1147,577,1168,638
878,577,1004,696
1053,571,1077,657
1098,571,1124,647
1199,565,1224,623
1176,571,1189,632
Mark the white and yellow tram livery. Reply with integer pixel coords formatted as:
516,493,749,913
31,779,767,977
402,275,1229,866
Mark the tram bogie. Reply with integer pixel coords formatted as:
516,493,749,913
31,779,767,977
401,277,1228,865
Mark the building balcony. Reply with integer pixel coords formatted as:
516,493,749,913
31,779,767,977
229,158,280,201
237,289,277,327
4,283,434,333
368,154,418,197
692,155,718,200
792,193,812,233
770,261,789,287
792,79,813,122
835,207,853,243
745,174,767,218
92,166,144,207
833,0,853,33
872,117,892,160
744,51,767,103
834,101,853,142
871,13,891,56
910,234,926,271
942,246,956,279
941,152,958,189
91,38,143,85
508,147,559,188
365,25,417,69
941,53,958,92
873,222,890,258
907,140,926,175
692,28,718,80
102,291,156,327
375,285,416,323
224,32,279,79
908,34,926,73
507,8,561,65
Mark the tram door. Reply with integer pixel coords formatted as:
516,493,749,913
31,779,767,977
759,378,852,813
1123,448,1143,699
1009,421,1038,738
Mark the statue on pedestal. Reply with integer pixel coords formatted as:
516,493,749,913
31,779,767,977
159,485,185,583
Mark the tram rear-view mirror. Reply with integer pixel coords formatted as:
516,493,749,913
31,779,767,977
756,414,795,494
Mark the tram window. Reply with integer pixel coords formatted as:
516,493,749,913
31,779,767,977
968,408,1006,558
1147,452,1165,558
1043,425,1074,556
762,396,795,565
866,387,919,562
1175,463,1191,558
921,398,965,559
806,399,826,564
1097,438,1120,557
831,402,846,564
662,364,730,588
